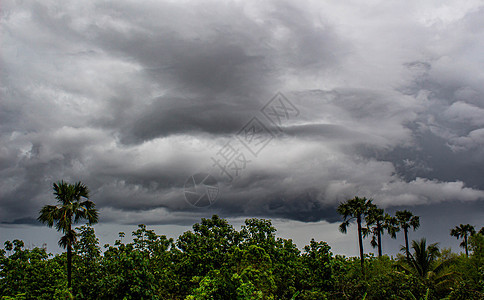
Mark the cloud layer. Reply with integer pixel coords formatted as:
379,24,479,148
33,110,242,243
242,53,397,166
1,0,483,226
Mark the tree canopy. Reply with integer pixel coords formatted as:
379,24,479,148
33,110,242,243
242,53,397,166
2,215,482,299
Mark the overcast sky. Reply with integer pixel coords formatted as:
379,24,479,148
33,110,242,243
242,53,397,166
1,0,483,256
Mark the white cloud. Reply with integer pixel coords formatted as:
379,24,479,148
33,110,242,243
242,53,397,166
444,101,484,127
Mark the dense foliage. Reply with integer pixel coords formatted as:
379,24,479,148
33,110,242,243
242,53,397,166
1,215,483,299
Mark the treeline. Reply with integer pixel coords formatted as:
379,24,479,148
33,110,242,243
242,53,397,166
1,181,483,299
1,215,483,299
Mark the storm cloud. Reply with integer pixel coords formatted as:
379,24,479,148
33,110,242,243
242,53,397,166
1,0,483,233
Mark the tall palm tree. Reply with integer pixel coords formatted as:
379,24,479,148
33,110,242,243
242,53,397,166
450,224,476,257
363,205,384,257
396,210,420,259
363,205,399,257
337,196,373,272
38,180,98,288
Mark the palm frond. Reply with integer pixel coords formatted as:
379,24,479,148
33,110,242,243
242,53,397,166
40,180,98,242
370,235,378,248
58,229,77,249
339,221,349,233
37,205,59,227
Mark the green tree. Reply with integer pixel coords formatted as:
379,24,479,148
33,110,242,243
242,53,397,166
100,224,174,299
298,239,334,299
186,245,276,300
240,218,301,299
174,215,241,296
450,224,476,257
398,239,440,278
337,196,373,272
72,225,101,298
240,218,277,250
0,240,67,299
332,253,428,300
270,238,301,299
232,245,276,299
467,233,484,297
395,210,420,259
186,269,238,300
397,238,456,298
37,180,98,289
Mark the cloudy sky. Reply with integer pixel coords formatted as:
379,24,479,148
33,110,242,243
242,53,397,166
1,0,483,256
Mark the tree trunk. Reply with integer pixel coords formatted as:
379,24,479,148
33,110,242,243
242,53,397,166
404,227,409,259
67,224,72,289
464,233,468,257
357,214,364,274
377,221,382,257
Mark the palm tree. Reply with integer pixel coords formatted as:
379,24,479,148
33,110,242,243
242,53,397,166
363,205,399,257
337,196,373,272
363,205,384,257
383,213,400,243
450,224,476,257
38,180,98,288
399,239,440,278
396,210,420,259
397,239,456,295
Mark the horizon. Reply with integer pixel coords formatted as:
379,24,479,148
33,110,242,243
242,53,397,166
2,204,482,258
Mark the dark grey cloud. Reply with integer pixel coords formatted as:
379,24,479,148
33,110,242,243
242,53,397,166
1,0,483,242
112,95,253,144
1,217,40,226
